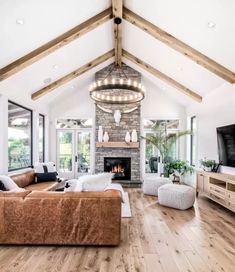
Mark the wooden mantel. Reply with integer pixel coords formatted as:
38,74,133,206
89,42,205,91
96,142,139,148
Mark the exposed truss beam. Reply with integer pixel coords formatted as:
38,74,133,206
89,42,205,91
123,7,235,83
0,8,113,81
31,49,115,100
123,50,202,102
112,0,123,67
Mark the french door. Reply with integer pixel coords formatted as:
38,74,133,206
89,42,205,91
57,129,91,179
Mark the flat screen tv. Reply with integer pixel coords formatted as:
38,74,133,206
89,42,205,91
217,124,235,167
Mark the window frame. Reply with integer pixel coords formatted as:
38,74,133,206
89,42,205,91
8,100,33,172
190,116,196,166
39,114,45,162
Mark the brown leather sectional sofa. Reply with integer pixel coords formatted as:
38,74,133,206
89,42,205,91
0,171,121,245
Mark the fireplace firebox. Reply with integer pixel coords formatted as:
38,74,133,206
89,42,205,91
104,157,131,180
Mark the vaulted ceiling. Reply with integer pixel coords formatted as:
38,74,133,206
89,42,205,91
0,0,234,107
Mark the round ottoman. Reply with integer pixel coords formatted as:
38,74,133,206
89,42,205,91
143,177,172,196
158,184,195,210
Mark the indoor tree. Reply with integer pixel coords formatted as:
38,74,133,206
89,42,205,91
141,122,191,175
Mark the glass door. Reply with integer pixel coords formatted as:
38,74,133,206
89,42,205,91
75,130,91,178
57,130,75,179
57,129,91,179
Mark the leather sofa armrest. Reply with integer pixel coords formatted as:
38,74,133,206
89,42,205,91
0,191,31,198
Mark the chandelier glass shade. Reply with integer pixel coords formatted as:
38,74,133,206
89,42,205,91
89,64,145,104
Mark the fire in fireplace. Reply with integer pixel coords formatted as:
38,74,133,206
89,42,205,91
104,157,131,180
112,164,124,175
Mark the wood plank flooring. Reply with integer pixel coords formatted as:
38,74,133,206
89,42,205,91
0,188,235,272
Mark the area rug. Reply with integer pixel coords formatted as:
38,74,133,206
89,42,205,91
122,192,132,218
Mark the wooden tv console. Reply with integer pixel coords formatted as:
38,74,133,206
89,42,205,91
197,171,235,212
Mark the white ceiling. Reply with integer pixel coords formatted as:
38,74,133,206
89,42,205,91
0,0,110,66
0,0,234,108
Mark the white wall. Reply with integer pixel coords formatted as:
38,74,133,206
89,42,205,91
186,82,235,175
49,77,186,179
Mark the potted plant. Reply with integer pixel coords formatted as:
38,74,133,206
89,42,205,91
199,158,216,172
165,160,194,182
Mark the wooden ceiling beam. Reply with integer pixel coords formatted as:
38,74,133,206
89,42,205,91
123,7,235,83
0,8,113,81
112,0,123,67
123,49,202,102
31,49,115,100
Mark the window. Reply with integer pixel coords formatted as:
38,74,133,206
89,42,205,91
190,116,196,166
56,118,92,129
8,101,32,171
39,114,45,162
143,119,180,173
145,132,159,173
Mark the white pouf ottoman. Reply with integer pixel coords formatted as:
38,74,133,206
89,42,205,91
158,184,195,210
143,177,172,196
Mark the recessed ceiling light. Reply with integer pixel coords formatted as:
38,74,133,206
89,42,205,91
53,65,58,70
207,21,216,28
16,18,25,25
43,77,52,84
71,85,75,89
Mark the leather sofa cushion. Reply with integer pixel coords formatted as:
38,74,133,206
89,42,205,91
11,171,35,188
24,182,58,191
24,181,58,191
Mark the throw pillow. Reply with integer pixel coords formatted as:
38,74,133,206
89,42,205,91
33,162,56,173
0,180,7,191
64,179,82,192
78,173,114,192
35,172,57,183
0,175,25,192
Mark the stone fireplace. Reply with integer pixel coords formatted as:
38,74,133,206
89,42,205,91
95,63,141,183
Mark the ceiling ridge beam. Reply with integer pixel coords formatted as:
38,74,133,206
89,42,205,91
122,49,202,102
31,49,115,100
112,0,123,66
123,7,235,83
0,7,113,81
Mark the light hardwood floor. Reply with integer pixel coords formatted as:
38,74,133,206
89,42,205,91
0,189,235,272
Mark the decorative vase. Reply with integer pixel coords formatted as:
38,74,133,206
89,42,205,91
204,166,212,172
131,129,138,142
125,131,131,143
98,126,103,142
103,131,109,142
